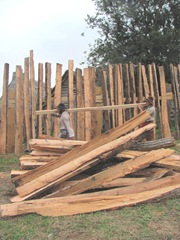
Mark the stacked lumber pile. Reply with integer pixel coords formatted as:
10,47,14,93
1,111,180,218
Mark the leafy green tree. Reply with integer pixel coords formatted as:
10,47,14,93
85,0,180,66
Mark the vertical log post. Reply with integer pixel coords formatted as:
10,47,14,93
24,58,31,150
37,63,44,137
45,63,51,136
115,64,124,126
84,68,91,141
76,68,85,140
152,63,162,137
129,63,138,118
30,50,36,139
137,63,143,103
101,70,110,131
53,63,62,137
68,60,75,133
88,67,96,139
148,64,156,139
158,66,171,138
0,63,9,154
170,64,180,139
124,64,131,121
108,64,115,127
141,65,150,98
15,66,24,154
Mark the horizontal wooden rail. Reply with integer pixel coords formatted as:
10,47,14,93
35,103,146,115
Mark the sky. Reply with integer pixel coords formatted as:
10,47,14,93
0,0,97,96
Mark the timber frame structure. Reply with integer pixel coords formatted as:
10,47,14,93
0,50,180,154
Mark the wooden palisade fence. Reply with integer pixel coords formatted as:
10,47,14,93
0,50,180,154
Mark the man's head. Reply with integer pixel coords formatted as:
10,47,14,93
57,103,66,114
145,96,153,106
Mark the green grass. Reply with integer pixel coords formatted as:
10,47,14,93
0,154,20,172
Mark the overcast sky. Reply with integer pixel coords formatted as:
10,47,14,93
0,0,97,96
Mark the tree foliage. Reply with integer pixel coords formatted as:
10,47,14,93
85,0,180,66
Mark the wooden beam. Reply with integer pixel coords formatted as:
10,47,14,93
35,103,146,115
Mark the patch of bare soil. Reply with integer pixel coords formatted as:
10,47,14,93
0,172,16,204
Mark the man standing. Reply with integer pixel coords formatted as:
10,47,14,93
52,103,75,140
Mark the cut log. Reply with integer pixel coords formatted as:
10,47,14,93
1,175,180,217
13,122,156,200
48,148,174,198
130,137,176,151
12,111,152,187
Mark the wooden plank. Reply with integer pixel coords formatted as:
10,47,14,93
45,62,51,136
154,155,180,171
29,138,86,147
30,50,36,138
94,87,102,136
129,63,138,118
37,63,43,137
124,64,131,120
12,111,151,187
20,155,59,162
141,65,150,98
53,148,174,197
115,150,147,159
88,67,96,138
158,66,171,138
35,103,146,115
30,145,73,153
148,64,156,139
137,63,143,103
20,160,47,170
148,64,155,98
84,68,92,140
7,94,16,153
24,58,31,150
115,64,124,125
0,63,9,154
11,170,29,178
15,66,24,154
143,168,170,183
170,64,180,139
101,70,110,131
68,60,75,134
108,64,115,127
152,63,162,137
75,68,85,140
2,180,180,217
30,150,62,156
2,174,179,217
53,63,62,137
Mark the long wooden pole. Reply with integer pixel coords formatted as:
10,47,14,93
35,103,146,115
